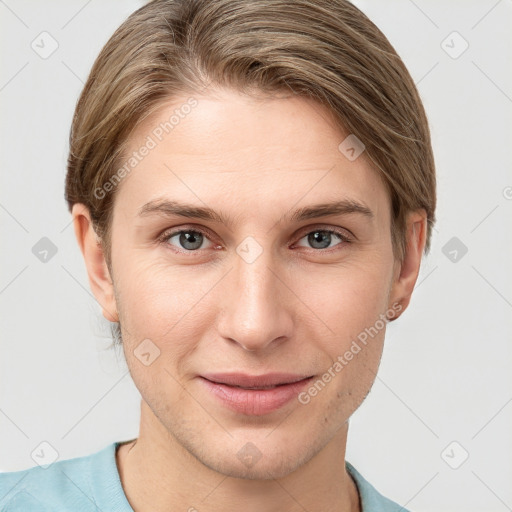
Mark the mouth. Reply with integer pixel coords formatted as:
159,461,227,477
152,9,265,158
200,372,314,389
198,373,315,415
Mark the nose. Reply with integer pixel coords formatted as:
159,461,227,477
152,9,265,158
216,247,294,352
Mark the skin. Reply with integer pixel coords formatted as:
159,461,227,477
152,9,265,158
73,87,426,512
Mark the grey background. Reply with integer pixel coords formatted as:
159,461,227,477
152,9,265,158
1,1,511,511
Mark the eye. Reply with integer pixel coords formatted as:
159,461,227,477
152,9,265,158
295,228,351,250
159,229,215,251
157,226,352,254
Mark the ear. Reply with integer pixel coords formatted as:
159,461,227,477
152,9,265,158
71,203,119,323
387,209,427,321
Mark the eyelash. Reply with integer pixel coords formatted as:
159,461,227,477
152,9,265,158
156,225,353,254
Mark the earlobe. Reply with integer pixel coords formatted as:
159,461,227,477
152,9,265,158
71,204,119,323
387,210,427,321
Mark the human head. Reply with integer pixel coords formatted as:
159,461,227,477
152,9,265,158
67,0,435,484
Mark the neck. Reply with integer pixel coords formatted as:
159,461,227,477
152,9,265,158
116,401,361,512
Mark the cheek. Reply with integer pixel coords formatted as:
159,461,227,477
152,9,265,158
303,259,392,339
298,261,390,404
113,261,208,399
115,254,201,327
300,293,388,422
113,256,220,379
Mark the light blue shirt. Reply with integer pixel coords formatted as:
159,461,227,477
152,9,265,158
0,441,411,511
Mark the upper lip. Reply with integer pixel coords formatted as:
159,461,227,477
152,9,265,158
200,372,313,388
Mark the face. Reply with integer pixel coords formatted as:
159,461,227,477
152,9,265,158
77,87,420,480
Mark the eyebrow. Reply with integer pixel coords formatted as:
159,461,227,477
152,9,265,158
137,198,374,225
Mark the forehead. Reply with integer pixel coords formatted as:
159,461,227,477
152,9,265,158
114,88,390,224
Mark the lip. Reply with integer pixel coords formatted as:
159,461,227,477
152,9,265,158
200,372,313,388
199,373,314,416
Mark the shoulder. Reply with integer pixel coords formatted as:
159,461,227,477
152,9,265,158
346,461,412,512
0,442,127,511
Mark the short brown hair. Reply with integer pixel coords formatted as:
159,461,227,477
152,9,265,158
65,0,436,272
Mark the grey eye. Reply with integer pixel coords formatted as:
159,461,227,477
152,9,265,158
167,230,212,251
296,230,344,250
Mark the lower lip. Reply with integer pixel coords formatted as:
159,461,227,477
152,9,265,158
199,376,314,416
